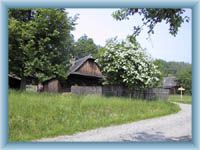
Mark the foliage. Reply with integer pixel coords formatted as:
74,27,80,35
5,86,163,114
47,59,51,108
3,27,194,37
72,35,100,59
9,9,76,86
176,67,192,94
169,95,192,104
112,8,190,36
9,90,180,141
97,36,161,88
154,59,191,76
153,59,192,94
153,59,168,77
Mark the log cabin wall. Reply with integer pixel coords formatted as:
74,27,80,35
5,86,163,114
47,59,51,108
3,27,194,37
43,79,62,92
76,60,102,77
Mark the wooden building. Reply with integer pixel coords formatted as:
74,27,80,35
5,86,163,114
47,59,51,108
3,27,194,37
42,79,62,92
9,74,21,89
42,55,103,92
163,76,179,94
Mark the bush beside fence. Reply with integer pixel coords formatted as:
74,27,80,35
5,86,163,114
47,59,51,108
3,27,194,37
71,86,169,100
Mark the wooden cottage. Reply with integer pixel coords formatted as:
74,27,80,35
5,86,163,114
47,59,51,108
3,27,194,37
9,74,21,89
42,55,103,92
163,76,178,94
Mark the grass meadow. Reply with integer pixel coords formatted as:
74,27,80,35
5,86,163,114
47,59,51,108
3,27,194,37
169,95,192,104
9,90,180,141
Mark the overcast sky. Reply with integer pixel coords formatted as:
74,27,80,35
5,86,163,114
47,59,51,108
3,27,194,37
66,8,192,63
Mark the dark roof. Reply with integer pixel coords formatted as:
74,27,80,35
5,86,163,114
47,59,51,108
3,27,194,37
69,72,102,78
69,55,102,78
8,74,21,80
69,55,94,73
163,76,177,88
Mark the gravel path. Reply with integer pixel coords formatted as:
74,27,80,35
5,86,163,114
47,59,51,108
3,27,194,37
36,103,192,142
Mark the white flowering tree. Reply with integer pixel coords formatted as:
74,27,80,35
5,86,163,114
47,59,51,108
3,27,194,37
97,36,160,88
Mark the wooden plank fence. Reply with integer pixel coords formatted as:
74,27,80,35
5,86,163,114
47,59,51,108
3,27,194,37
71,86,102,95
71,86,169,100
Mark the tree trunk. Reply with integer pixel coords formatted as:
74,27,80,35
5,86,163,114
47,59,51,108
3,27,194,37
20,77,26,90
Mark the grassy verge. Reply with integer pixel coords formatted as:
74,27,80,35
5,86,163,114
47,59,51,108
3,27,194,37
168,95,192,104
9,90,180,141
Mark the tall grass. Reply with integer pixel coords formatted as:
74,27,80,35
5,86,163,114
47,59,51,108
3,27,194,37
9,90,180,141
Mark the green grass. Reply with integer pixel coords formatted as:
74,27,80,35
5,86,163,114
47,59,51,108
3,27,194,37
168,95,192,104
9,90,180,141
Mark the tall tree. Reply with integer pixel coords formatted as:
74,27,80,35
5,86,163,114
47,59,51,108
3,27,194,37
9,9,35,89
9,9,76,89
112,9,189,36
72,35,99,59
98,36,160,88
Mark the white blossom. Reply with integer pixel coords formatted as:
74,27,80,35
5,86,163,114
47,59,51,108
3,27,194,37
98,36,161,88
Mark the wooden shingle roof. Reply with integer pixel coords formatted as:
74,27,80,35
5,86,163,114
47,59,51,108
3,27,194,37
163,76,177,88
69,55,103,78
70,55,93,73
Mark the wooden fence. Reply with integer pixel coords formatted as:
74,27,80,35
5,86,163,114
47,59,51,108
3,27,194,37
71,86,169,100
71,86,102,95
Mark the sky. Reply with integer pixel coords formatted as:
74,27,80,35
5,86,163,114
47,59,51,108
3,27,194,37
66,9,192,63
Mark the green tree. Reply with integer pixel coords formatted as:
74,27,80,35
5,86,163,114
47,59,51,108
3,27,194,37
112,9,189,36
72,35,99,59
154,59,167,76
9,9,35,89
177,66,192,95
97,36,160,88
154,59,191,77
9,9,76,89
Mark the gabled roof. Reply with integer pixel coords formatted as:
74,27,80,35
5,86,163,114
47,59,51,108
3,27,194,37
163,76,177,88
69,55,94,74
69,55,102,78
